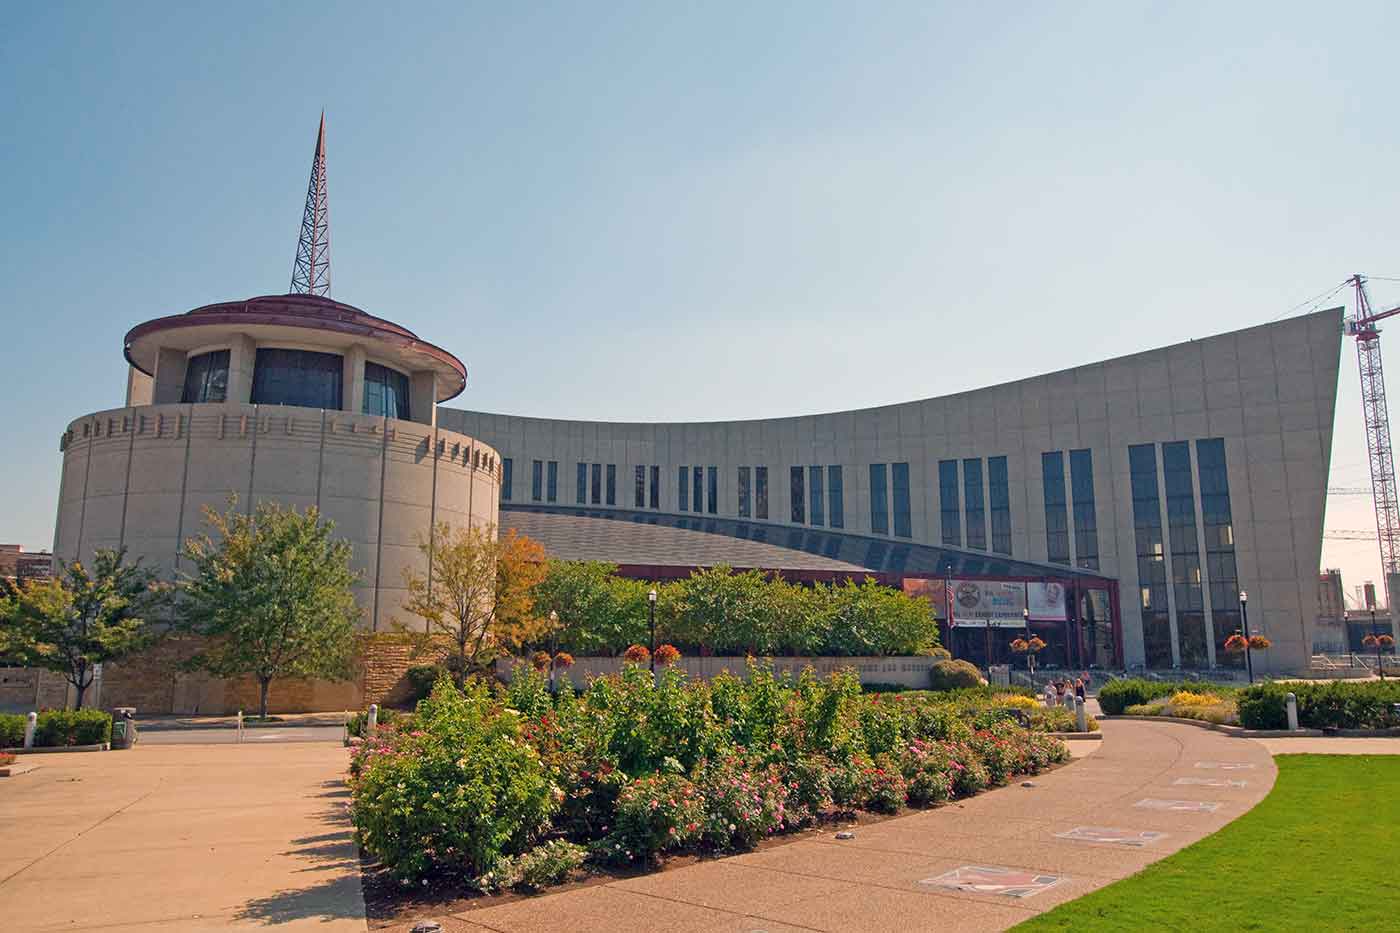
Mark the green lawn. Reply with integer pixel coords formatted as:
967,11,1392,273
1017,755,1400,931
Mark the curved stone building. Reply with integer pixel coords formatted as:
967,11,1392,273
442,308,1343,675
55,293,502,633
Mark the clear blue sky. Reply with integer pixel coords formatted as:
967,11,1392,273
4,2,1399,599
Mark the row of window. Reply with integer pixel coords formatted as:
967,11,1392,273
180,348,411,420
789,466,844,528
938,457,1012,555
1042,449,1099,570
1130,438,1240,669
678,466,719,514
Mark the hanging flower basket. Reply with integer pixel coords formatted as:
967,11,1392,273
1027,636,1047,653
1009,638,1030,653
553,651,575,669
531,650,553,671
1380,635,1396,648
654,644,682,667
622,644,651,665
1223,634,1249,654
1247,635,1272,650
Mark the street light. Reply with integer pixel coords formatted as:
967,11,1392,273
648,588,658,674
1023,607,1035,680
1239,590,1254,684
548,611,559,692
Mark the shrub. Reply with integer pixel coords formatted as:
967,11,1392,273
350,680,557,881
996,693,1041,711
480,840,587,892
0,751,15,766
1097,679,1179,714
901,739,954,806
0,713,25,748
601,772,705,864
346,707,405,739
859,754,908,813
697,756,790,849
1238,681,1400,730
404,664,445,706
781,754,834,822
929,659,985,691
34,710,112,747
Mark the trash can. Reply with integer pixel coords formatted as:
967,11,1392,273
111,707,138,749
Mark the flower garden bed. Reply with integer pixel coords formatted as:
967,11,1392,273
348,660,1073,926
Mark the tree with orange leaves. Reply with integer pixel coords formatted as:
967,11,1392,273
400,523,550,684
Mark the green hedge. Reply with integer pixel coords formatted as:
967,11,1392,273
1,710,113,748
1238,681,1400,730
1097,679,1178,714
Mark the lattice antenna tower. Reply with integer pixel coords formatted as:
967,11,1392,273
290,112,331,296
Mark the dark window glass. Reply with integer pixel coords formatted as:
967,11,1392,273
963,458,985,550
738,467,752,518
1163,441,1208,667
531,460,543,502
939,460,960,546
988,456,1011,555
809,466,824,527
870,463,888,535
363,362,410,420
576,463,587,504
1042,451,1070,564
889,462,910,538
607,464,616,506
1069,449,1099,570
591,463,602,505
1130,443,1172,668
251,348,343,409
678,466,689,511
756,467,769,520
791,466,806,523
547,461,558,503
649,466,660,509
181,350,229,404
501,458,513,501
635,466,645,508
693,466,703,515
707,466,718,514
828,466,844,528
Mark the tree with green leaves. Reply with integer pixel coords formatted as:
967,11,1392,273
1,549,170,708
180,499,360,719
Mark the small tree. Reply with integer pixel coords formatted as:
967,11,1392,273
180,500,360,719
400,523,549,684
2,549,170,708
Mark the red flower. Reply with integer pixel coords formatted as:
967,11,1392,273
654,644,682,667
623,644,651,665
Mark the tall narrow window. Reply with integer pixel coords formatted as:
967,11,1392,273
181,349,230,404
963,458,985,550
870,463,889,535
738,467,752,518
591,463,602,505
363,362,410,419
546,461,558,503
531,460,543,502
251,348,343,409
1130,443,1172,668
892,462,911,538
809,466,825,527
649,465,660,509
678,466,689,511
1042,452,1069,564
791,466,806,523
501,458,513,501
707,466,718,514
576,463,587,504
1197,438,1240,667
606,464,617,506
634,466,645,508
756,467,769,520
988,456,1011,555
828,466,844,528
1164,441,1207,667
1069,449,1099,570
939,460,960,546
693,467,703,516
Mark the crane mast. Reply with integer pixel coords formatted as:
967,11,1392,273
1348,274,1400,576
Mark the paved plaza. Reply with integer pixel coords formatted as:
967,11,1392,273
3,722,1397,932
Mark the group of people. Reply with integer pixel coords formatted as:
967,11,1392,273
1043,673,1089,707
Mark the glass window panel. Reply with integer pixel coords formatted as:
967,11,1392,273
635,465,645,508
547,461,558,503
1197,437,1242,667
251,348,344,410
591,463,602,505
809,466,825,527
1069,448,1098,569
870,463,888,535
650,465,660,509
1130,443,1173,667
939,460,960,546
963,458,985,550
738,467,751,518
707,466,717,514
892,462,911,538
501,458,513,501
755,466,769,520
678,466,689,511
791,466,806,523
577,463,587,504
531,460,543,502
1041,451,1070,564
828,465,844,528
181,350,230,404
988,455,1011,555
606,464,616,506
363,362,410,419
693,466,703,515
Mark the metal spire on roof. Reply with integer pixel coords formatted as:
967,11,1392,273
289,112,331,296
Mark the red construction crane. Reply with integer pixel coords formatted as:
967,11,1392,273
1345,274,1400,575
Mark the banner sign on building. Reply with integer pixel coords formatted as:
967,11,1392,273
950,579,1027,625
901,578,950,620
1027,581,1068,621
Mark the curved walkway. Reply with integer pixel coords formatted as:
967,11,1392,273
439,721,1277,933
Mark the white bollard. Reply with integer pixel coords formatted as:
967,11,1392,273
1075,695,1088,733
24,711,36,749
237,709,244,744
367,703,379,738
1285,692,1299,732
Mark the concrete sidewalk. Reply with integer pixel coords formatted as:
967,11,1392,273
0,743,364,932
420,720,1276,933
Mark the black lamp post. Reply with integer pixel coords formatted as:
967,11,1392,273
1023,607,1036,679
1371,608,1385,680
1240,590,1254,684
648,588,658,674
548,610,559,693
